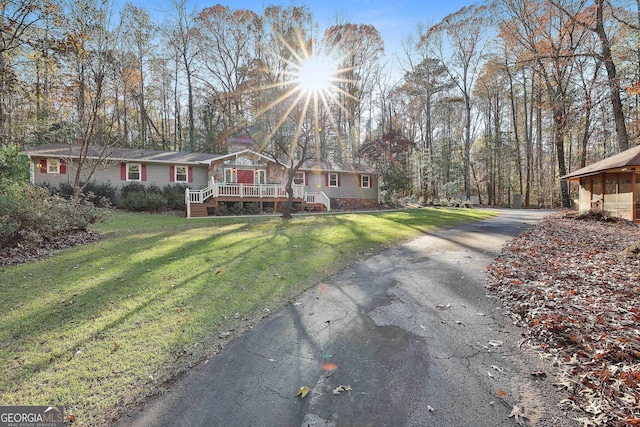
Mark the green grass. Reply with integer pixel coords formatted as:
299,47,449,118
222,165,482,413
0,208,497,425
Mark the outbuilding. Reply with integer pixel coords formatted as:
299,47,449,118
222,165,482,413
561,144,640,222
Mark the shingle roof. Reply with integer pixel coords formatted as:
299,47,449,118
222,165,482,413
561,144,640,180
21,144,218,164
298,159,378,174
22,144,379,174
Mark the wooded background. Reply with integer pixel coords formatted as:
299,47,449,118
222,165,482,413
2,0,639,207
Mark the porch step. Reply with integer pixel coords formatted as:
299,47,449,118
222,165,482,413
189,204,208,218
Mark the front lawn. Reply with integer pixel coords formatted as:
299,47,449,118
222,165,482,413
0,208,497,425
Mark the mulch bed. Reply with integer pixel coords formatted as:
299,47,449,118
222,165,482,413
487,212,640,426
0,230,100,267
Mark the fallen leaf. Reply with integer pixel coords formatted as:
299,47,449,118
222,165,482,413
332,385,352,395
322,362,338,371
509,405,526,423
491,365,505,374
296,386,310,398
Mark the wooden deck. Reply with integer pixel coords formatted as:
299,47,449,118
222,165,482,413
185,182,330,217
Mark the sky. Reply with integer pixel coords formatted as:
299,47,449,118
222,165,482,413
134,0,475,72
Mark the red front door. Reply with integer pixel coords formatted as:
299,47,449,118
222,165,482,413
237,169,254,184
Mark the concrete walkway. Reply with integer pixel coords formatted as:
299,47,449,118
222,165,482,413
117,209,571,427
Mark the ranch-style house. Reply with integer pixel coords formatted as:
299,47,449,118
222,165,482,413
22,144,381,217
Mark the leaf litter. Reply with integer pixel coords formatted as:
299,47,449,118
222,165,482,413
487,212,640,426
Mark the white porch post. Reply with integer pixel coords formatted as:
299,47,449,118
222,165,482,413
185,188,191,218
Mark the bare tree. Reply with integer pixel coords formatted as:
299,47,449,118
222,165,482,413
426,4,491,200
323,23,384,162
497,0,590,207
163,0,198,151
549,0,630,152
0,0,47,142
61,0,119,202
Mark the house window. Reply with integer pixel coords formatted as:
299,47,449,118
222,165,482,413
293,172,305,185
328,173,339,187
361,175,371,188
175,166,188,183
47,158,60,174
127,163,141,181
255,170,266,184
224,168,236,183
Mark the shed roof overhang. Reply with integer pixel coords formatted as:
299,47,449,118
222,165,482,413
560,144,640,181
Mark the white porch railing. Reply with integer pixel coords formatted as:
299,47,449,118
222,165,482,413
305,191,331,212
185,181,328,217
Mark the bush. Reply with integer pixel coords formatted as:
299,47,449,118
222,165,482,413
120,182,147,200
0,180,106,245
163,184,187,211
230,202,244,215
0,145,29,183
121,191,167,213
56,181,117,207
244,202,260,215
212,205,230,216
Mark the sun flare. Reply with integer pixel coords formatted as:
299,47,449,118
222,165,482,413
296,55,336,95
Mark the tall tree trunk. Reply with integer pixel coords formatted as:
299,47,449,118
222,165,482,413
553,103,570,207
595,0,629,151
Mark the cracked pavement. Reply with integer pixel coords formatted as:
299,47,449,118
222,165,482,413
117,209,570,427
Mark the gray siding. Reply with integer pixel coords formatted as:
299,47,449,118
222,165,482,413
304,171,378,199
31,157,209,191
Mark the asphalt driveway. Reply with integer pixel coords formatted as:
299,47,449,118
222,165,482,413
116,209,573,427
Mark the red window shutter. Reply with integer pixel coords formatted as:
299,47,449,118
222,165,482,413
358,175,362,187
304,172,308,186
325,173,329,186
188,167,193,182
40,159,47,173
169,165,175,182
60,159,67,174
337,174,341,187
141,164,147,181
121,163,126,180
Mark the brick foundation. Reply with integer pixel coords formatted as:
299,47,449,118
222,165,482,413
332,198,381,211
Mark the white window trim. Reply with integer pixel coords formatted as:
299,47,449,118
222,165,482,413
293,171,305,186
224,167,237,183
361,174,371,188
255,170,266,184
47,158,60,174
127,163,141,181
328,172,339,187
175,165,188,183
